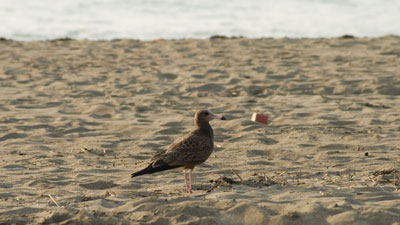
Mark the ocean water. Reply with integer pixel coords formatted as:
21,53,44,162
1,0,399,40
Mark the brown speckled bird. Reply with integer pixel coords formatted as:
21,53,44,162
131,110,226,193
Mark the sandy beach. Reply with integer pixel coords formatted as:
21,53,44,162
1,36,400,224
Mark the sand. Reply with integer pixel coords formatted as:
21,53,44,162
1,36,400,225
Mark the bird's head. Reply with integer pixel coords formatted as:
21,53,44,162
195,110,226,123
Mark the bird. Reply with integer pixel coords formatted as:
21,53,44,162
131,109,226,193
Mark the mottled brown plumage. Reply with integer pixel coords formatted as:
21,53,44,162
131,109,226,193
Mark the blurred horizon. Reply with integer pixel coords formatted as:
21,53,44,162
1,0,399,41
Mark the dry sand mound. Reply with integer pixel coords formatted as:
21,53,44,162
1,36,400,224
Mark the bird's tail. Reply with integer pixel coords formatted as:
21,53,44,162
131,163,182,178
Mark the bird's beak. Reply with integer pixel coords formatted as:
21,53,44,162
211,112,226,120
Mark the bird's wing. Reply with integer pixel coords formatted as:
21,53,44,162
151,134,213,167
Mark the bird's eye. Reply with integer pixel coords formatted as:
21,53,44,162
204,111,209,116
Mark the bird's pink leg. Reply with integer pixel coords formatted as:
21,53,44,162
184,170,189,193
188,169,193,194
